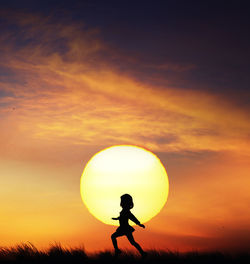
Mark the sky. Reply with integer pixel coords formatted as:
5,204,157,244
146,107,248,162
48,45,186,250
0,0,250,253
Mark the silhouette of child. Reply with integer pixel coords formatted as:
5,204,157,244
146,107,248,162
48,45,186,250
111,194,146,257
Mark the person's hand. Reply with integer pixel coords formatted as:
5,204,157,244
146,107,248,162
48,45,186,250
139,223,145,228
112,217,118,220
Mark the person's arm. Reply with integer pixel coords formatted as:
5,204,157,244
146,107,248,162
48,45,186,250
129,212,145,228
112,217,120,220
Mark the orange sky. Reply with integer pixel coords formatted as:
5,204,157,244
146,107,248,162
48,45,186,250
0,10,250,253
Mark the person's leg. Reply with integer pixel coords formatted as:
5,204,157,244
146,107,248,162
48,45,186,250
111,232,123,254
126,233,146,256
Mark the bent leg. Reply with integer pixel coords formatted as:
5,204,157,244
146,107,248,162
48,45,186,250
126,233,145,256
111,231,123,253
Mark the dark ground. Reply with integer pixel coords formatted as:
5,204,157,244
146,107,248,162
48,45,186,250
0,243,249,264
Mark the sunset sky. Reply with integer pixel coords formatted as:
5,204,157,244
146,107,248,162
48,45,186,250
0,0,250,253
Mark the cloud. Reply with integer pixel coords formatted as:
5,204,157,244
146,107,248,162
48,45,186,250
142,227,250,252
0,11,249,163
144,62,196,72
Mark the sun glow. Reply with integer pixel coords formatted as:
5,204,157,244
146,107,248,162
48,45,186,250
80,145,169,225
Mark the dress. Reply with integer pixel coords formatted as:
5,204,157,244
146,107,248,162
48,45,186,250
116,209,140,235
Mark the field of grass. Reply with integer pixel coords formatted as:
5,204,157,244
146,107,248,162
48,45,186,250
0,243,249,263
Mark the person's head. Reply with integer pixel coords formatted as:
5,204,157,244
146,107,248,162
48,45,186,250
120,194,134,209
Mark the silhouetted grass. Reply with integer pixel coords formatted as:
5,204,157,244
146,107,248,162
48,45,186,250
0,243,249,263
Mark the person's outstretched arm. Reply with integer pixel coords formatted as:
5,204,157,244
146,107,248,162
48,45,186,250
112,217,120,220
129,212,145,228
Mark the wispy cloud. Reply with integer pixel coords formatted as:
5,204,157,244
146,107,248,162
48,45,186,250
0,12,249,162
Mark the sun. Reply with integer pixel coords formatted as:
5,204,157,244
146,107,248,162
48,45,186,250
80,145,169,226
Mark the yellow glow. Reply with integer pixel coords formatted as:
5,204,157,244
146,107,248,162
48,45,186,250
80,145,169,225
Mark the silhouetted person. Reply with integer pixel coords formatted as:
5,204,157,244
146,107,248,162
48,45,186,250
111,194,146,257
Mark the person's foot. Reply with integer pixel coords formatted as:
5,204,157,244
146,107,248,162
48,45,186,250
140,251,147,259
115,249,122,256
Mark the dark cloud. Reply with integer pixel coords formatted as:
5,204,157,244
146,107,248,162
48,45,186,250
1,1,249,109
0,8,249,157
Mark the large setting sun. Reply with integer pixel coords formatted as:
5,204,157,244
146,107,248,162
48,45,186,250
80,145,169,226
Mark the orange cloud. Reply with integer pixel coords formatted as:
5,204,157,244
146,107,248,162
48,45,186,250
0,12,249,162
